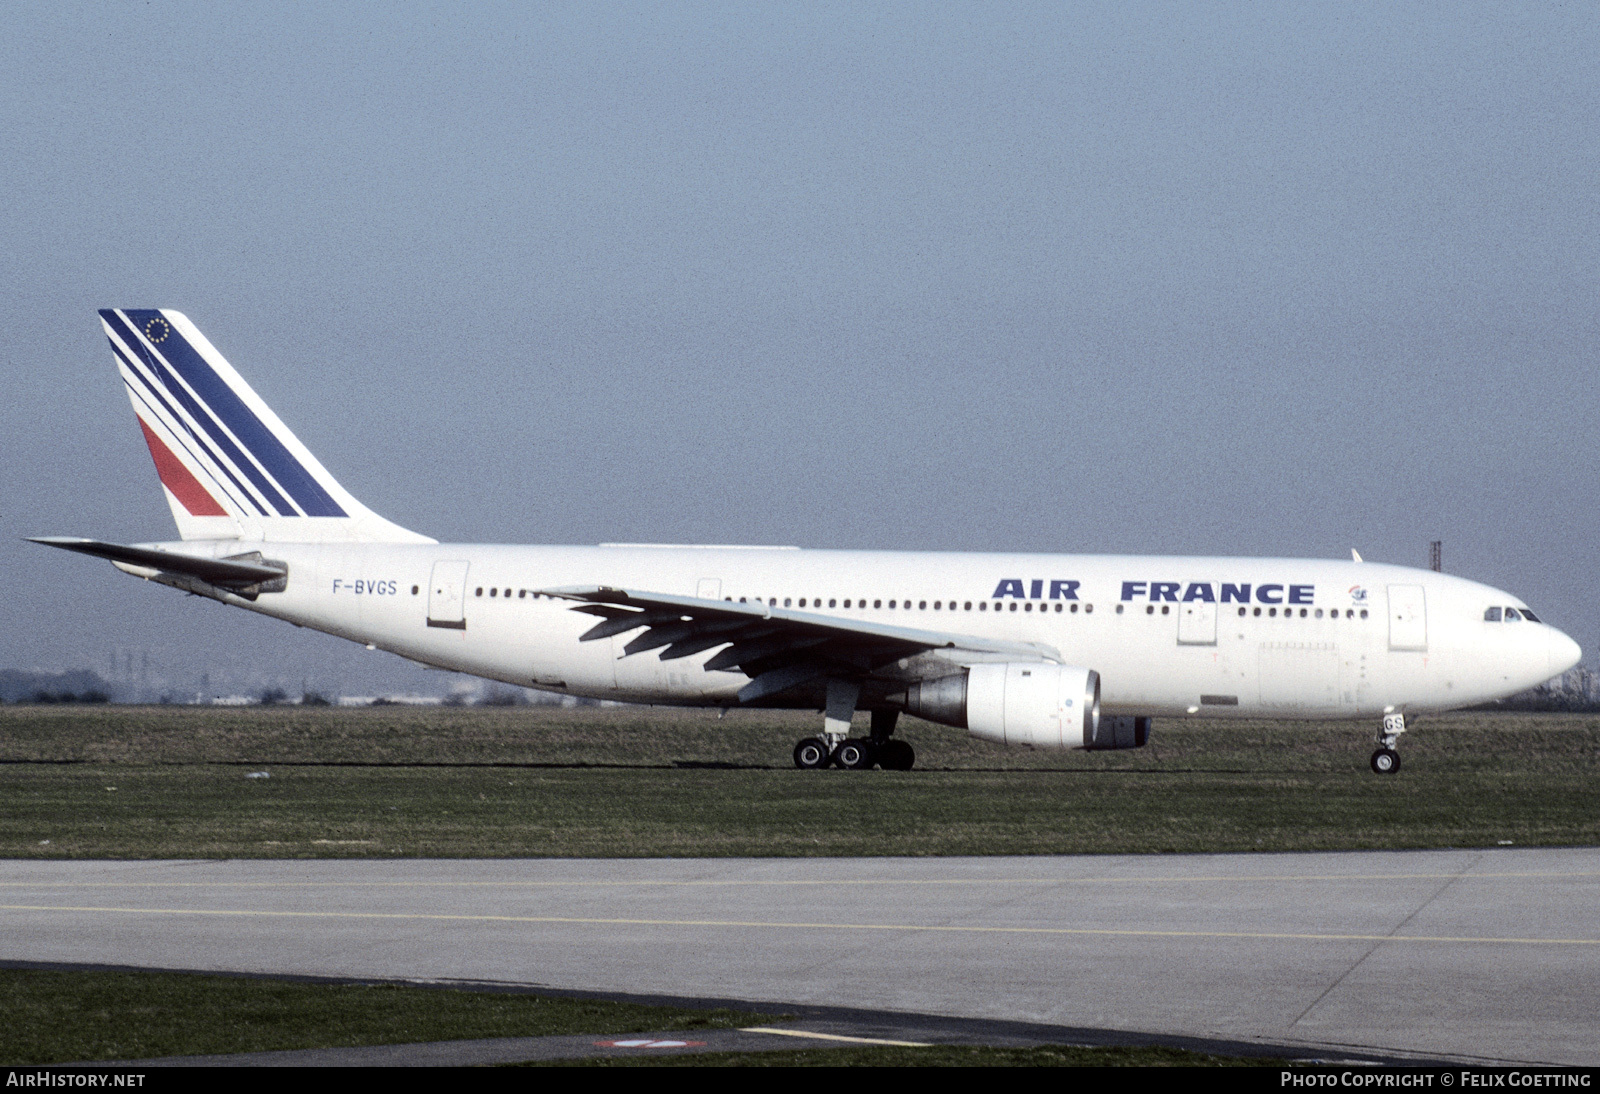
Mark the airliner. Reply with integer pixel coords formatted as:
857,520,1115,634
34,310,1581,773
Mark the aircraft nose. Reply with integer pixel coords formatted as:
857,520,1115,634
1549,627,1582,677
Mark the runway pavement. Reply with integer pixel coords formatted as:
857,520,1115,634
2,849,1596,1065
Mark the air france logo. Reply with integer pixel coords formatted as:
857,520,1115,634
1349,585,1368,603
1120,581,1315,605
988,579,1318,606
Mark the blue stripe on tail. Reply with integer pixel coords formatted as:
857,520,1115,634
103,310,299,516
109,310,349,518
110,337,271,517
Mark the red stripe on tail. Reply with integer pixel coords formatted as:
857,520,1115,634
136,418,229,517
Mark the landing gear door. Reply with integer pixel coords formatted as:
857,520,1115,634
1387,584,1427,651
428,560,470,630
1177,600,1217,645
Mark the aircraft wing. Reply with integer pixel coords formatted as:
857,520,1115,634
541,585,1060,703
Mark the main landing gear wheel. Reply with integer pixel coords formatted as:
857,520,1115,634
877,739,915,771
794,737,831,769
833,739,874,770
1370,748,1401,775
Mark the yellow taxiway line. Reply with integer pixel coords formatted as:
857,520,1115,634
1,870,1596,889
1,903,1595,946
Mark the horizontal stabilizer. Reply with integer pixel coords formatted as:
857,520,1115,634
29,537,287,591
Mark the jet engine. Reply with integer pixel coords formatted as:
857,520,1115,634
900,663,1105,750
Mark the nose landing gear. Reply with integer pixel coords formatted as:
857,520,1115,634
1370,712,1406,775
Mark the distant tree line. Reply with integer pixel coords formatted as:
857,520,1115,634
24,689,110,704
0,670,121,705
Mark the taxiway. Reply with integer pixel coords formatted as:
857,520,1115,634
2,849,1595,1064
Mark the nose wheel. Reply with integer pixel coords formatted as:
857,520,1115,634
1369,713,1406,775
1370,747,1401,774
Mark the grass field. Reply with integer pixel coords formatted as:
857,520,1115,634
0,966,1276,1066
0,967,772,1064
1,704,1596,858
532,1044,1286,1067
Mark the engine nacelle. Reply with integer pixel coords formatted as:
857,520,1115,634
902,663,1101,750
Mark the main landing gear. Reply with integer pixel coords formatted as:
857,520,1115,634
1370,712,1406,775
792,687,915,771
792,733,916,771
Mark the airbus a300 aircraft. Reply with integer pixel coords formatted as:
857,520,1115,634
36,310,1581,773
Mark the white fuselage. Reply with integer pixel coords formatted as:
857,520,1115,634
150,541,1577,719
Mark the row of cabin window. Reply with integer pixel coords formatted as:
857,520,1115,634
441,587,1372,623
729,596,1095,614
460,589,1087,611
1116,604,1368,619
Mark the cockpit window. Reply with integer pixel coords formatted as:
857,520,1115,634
1521,609,1540,622
1483,607,1502,622
1504,608,1521,622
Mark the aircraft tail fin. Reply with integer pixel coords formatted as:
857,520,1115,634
98,309,434,544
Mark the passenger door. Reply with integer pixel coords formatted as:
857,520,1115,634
1387,585,1427,651
1177,599,1217,645
427,560,470,630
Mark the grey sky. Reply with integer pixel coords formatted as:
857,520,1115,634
3,3,1596,694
